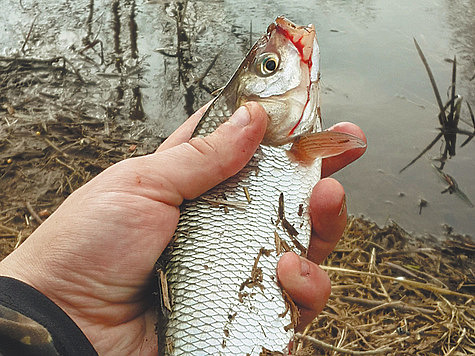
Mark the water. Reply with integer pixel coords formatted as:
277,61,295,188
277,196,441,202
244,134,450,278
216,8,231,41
0,0,473,237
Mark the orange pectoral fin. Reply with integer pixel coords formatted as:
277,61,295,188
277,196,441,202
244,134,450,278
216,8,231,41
287,131,366,164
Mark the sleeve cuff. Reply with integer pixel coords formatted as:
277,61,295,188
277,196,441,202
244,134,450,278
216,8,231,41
0,276,97,356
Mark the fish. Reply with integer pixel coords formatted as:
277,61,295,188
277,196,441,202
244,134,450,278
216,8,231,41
157,17,365,355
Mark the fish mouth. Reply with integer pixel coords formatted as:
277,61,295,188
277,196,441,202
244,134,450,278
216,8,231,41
273,17,320,139
274,17,316,66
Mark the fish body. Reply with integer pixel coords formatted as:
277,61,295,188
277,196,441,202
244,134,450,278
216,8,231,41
158,17,362,355
164,145,320,355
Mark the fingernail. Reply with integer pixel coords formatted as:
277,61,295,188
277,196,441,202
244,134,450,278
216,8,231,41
229,105,251,127
328,122,344,131
300,257,310,276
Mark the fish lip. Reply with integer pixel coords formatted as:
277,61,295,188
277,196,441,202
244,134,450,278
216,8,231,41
274,17,316,64
271,17,320,139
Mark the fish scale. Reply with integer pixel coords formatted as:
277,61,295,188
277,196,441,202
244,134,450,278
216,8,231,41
158,17,325,355
165,143,321,355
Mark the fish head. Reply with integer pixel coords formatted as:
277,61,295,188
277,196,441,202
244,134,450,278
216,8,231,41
235,17,320,146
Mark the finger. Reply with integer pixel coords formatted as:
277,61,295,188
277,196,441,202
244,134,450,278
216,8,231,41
126,102,268,205
276,252,331,331
156,101,213,153
307,178,347,264
322,122,366,177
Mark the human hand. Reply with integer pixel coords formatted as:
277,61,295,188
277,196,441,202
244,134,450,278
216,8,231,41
0,102,365,355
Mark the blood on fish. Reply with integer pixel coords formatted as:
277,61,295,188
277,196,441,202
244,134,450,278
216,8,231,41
287,87,311,137
275,24,312,66
274,20,314,137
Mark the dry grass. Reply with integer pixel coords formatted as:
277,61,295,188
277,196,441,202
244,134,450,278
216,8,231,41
293,217,474,355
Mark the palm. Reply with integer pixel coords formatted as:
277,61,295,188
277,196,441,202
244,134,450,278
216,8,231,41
28,161,180,354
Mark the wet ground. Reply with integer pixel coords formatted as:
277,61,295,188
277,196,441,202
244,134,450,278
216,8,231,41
0,0,473,243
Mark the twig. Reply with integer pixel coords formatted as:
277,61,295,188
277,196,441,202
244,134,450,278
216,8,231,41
444,328,466,356
249,20,253,50
384,261,448,288
340,296,437,316
159,269,172,312
200,197,247,209
44,138,69,157
155,48,178,57
461,101,474,147
399,132,443,173
21,15,38,54
449,56,457,127
14,231,24,249
335,295,437,315
383,261,420,279
321,265,473,298
295,333,393,355
195,51,220,87
0,223,19,236
413,38,447,127
0,55,62,65
55,157,75,171
60,56,85,83
370,249,391,302
294,323,312,354
378,247,435,257
26,202,44,225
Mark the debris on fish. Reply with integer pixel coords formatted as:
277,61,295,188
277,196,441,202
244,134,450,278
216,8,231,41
157,16,365,356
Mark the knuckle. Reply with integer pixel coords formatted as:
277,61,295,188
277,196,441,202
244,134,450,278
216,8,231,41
188,137,228,180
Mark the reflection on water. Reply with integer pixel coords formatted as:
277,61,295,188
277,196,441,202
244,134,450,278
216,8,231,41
444,0,475,101
0,0,473,237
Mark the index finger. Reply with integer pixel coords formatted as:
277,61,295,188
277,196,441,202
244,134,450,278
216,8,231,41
322,122,366,177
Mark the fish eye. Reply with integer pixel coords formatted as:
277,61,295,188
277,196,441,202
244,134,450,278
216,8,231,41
256,53,280,76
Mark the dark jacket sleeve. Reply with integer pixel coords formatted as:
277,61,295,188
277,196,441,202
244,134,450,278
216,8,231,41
0,276,97,356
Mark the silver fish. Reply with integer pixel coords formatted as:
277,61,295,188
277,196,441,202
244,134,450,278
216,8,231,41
158,17,364,355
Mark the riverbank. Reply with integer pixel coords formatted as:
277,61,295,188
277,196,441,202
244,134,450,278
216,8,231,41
1,102,473,353
1,3,473,350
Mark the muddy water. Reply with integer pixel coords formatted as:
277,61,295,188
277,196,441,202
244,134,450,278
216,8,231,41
0,0,473,237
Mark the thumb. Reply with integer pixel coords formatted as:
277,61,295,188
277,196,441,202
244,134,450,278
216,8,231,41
122,102,268,206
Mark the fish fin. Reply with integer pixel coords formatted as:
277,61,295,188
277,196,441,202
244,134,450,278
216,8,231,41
287,131,366,164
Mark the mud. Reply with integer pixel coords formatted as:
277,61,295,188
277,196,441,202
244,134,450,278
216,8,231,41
0,54,152,258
